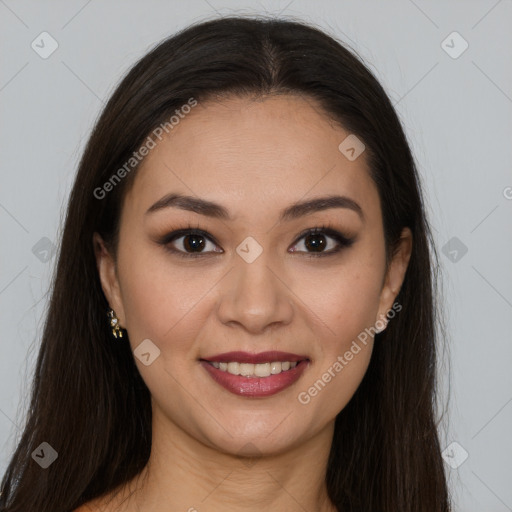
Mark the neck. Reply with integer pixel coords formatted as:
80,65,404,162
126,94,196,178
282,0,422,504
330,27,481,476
110,408,337,512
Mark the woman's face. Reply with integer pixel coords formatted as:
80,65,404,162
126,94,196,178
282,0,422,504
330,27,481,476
95,94,412,456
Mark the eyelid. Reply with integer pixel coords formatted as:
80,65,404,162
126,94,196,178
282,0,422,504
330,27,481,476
288,225,355,257
291,225,353,246
158,227,222,258
160,227,218,245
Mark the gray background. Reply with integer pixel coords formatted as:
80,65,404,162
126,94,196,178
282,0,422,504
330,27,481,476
1,1,511,510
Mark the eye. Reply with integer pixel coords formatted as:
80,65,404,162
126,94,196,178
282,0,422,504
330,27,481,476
289,225,355,257
160,227,222,258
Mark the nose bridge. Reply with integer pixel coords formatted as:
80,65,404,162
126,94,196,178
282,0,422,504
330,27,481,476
216,241,293,332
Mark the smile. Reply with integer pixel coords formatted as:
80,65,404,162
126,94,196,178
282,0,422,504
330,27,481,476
199,351,310,397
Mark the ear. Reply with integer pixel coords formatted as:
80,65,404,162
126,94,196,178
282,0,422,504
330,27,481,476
93,232,126,327
375,227,412,329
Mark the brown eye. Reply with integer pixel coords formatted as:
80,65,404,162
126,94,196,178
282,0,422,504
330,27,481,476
303,233,328,252
181,233,206,252
160,229,223,257
289,227,355,256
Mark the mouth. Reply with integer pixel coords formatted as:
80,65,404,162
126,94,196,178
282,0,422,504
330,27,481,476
199,351,310,397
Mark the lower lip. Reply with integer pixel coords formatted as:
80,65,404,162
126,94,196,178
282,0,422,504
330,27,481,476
200,360,309,397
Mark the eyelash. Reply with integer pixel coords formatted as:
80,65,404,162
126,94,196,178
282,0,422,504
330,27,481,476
157,221,355,259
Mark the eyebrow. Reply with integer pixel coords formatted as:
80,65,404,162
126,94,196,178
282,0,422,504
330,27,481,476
145,193,364,222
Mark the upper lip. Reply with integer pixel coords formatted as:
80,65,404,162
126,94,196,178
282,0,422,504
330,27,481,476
201,351,309,364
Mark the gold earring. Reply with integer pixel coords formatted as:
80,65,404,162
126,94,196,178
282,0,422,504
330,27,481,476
107,308,124,338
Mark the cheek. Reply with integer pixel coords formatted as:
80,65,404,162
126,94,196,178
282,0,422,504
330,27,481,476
116,245,215,352
294,260,384,347
291,259,383,413
296,279,378,420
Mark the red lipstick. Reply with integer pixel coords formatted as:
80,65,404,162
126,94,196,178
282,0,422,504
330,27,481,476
200,351,310,398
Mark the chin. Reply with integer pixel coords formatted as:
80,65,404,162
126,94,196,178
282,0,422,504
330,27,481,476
196,415,308,458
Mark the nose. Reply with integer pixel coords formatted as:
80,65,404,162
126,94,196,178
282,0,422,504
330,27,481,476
216,251,294,334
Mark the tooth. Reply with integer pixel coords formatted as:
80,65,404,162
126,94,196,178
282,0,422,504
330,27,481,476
213,360,300,376
239,363,254,376
270,361,282,374
227,362,240,375
254,362,271,377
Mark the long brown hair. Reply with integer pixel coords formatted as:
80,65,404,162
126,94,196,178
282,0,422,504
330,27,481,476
0,16,451,511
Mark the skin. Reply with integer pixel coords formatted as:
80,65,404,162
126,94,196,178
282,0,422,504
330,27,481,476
91,94,412,512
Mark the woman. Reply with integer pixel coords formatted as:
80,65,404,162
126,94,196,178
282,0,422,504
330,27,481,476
0,16,451,511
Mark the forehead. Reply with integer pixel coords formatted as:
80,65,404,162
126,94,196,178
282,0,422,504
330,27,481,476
123,94,379,223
